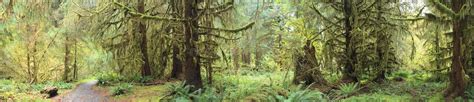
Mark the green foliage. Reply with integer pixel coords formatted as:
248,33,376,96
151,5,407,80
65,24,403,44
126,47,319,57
96,72,123,86
45,81,73,89
165,82,223,102
336,83,360,97
167,82,193,99
341,93,412,102
266,85,328,102
392,70,410,79
111,83,133,96
29,81,73,91
466,84,474,99
191,88,224,102
129,75,153,83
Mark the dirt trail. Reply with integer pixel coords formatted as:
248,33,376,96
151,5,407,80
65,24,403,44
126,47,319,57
53,80,109,102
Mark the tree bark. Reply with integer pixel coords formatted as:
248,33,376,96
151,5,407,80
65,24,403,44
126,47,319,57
294,40,328,88
444,0,467,100
171,44,184,79
341,0,358,83
137,0,152,77
183,0,203,91
63,35,70,82
232,47,240,73
73,40,78,80
373,0,387,83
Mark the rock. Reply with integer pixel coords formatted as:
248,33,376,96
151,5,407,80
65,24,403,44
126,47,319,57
40,87,58,98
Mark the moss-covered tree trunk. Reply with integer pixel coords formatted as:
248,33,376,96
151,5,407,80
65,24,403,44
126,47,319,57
183,0,203,91
63,35,70,82
171,44,184,79
341,0,358,83
137,0,152,77
444,0,467,100
294,40,328,88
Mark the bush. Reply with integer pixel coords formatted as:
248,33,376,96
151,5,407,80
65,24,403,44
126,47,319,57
164,82,224,102
0,80,16,92
336,83,360,97
266,85,328,102
466,84,474,99
391,70,410,79
96,72,123,86
46,81,73,89
130,75,153,83
111,83,133,96
342,93,411,102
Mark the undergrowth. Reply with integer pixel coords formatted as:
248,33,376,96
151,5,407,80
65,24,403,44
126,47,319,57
111,83,133,96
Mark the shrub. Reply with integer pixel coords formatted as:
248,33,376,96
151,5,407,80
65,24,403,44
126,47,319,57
167,82,193,99
0,80,15,92
266,84,328,102
96,72,123,86
46,81,73,89
337,83,360,97
164,82,224,102
342,93,411,102
466,84,474,99
391,70,410,79
111,83,133,96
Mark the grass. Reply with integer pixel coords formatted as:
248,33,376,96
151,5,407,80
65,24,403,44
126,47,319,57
0,79,74,101
0,69,458,101
103,70,452,101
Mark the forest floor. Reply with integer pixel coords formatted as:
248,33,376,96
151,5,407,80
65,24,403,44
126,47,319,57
0,70,459,101
51,80,109,102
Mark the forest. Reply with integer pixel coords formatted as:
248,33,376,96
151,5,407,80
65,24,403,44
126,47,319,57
0,0,473,101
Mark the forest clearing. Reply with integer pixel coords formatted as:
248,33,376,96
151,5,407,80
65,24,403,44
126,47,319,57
0,0,474,101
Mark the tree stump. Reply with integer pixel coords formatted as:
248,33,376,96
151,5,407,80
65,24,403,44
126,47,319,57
293,41,328,88
40,87,58,98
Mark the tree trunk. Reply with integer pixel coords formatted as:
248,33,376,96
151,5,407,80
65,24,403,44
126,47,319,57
183,0,203,91
294,40,328,88
73,40,78,80
171,44,184,79
373,0,387,83
137,0,152,77
232,47,240,73
63,35,70,82
341,0,358,83
444,0,467,100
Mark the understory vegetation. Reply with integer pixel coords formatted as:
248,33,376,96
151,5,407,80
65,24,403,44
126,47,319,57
1,0,474,101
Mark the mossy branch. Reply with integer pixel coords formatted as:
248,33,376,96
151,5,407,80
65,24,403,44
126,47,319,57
431,1,457,17
310,5,343,28
198,22,255,33
113,1,188,22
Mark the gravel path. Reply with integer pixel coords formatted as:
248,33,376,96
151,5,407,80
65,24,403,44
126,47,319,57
55,80,109,102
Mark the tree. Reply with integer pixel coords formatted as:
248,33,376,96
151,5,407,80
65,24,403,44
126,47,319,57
136,0,152,77
340,0,358,83
182,0,202,90
444,0,468,99
111,0,254,90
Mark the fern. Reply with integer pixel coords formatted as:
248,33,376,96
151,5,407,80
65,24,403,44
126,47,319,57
267,85,328,102
466,85,474,99
337,83,360,97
